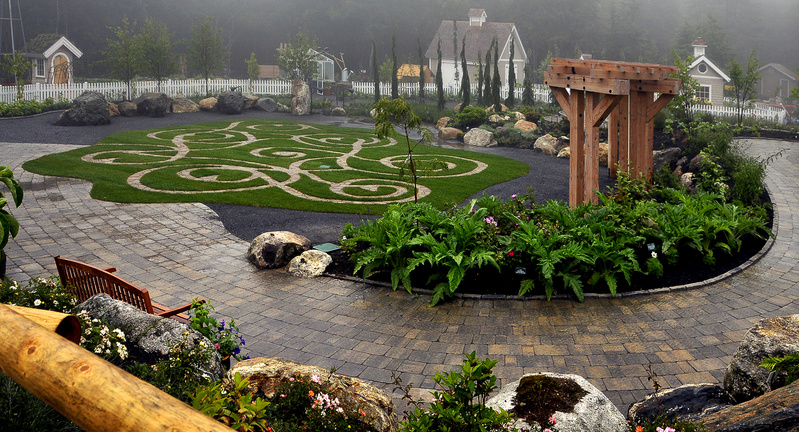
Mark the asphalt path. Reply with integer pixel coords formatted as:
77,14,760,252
0,109,613,244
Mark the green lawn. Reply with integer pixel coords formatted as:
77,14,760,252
23,119,529,214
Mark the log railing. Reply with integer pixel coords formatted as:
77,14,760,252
0,303,233,432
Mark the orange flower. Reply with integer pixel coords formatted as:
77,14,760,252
636,427,643,432
309,390,314,397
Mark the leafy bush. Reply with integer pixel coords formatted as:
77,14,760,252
453,105,488,129
0,372,81,432
0,276,77,313
76,310,129,363
398,352,515,432
0,98,71,117
518,105,541,123
192,372,271,432
189,299,247,361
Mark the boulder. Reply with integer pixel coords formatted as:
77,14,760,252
118,101,137,117
701,379,799,432
514,119,538,134
453,103,464,113
247,231,312,269
680,172,694,189
276,102,290,113
488,114,505,124
534,134,559,156
724,314,799,403
171,97,200,113
331,106,347,116
108,102,120,117
217,90,245,114
242,93,259,110
628,384,734,426
688,153,705,173
486,372,626,432
230,357,398,432
557,147,571,158
134,92,171,117
463,128,496,147
438,127,464,140
56,91,111,126
287,250,332,278
199,97,218,111
254,97,278,112
653,147,683,174
436,117,451,130
598,142,609,166
291,81,311,116
73,293,222,381
485,104,508,114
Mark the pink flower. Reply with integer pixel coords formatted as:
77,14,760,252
549,416,557,424
508,251,514,257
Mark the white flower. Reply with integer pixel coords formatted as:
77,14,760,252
33,299,42,306
94,346,102,354
651,251,658,259
53,300,59,306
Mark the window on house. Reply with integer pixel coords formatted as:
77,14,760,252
697,63,708,74
697,85,711,103
35,58,46,77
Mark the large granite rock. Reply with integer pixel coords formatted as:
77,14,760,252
628,383,734,426
217,90,245,114
436,117,451,130
246,231,312,269
653,147,683,174
514,119,538,134
107,102,120,117
463,128,496,147
72,293,222,381
438,127,464,140
287,250,332,278
331,106,347,116
242,93,259,110
254,97,278,112
56,91,111,126
291,81,311,116
724,314,799,403
134,92,171,117
487,372,626,432
199,97,218,111
230,357,397,432
702,379,799,432
118,101,137,117
171,96,200,113
534,134,559,156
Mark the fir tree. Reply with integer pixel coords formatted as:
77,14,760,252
476,50,483,106
482,50,491,107
372,39,379,104
505,37,516,107
391,31,399,99
492,37,501,111
436,38,444,110
460,35,470,107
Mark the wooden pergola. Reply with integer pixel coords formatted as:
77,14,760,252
544,58,680,207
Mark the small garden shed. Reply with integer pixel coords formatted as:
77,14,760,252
687,37,729,106
27,35,82,85
757,63,798,100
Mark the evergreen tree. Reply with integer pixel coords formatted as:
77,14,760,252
452,20,459,89
460,36,470,108
492,38,501,111
436,38,444,110
505,36,516,107
482,50,491,107
476,51,483,106
418,39,425,102
372,39,379,104
391,31,399,99
522,58,534,106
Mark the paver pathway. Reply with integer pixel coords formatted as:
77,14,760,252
3,138,797,413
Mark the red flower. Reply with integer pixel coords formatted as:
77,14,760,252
508,251,514,257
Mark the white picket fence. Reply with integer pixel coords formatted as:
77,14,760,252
1,78,786,123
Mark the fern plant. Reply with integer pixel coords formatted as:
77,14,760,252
760,353,799,388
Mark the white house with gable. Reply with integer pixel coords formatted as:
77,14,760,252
687,37,729,106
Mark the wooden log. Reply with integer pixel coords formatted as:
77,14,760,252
0,303,234,432
544,72,630,95
3,305,81,344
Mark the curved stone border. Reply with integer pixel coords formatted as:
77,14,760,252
324,183,778,302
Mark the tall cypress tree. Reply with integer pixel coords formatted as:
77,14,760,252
482,50,491,107
522,59,534,106
492,37,501,111
372,39,379,105
505,36,516,107
391,31,399,99
452,20,459,89
460,35,470,107
436,37,444,110
476,50,483,106
418,38,425,102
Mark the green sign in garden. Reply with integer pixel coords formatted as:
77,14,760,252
23,120,528,214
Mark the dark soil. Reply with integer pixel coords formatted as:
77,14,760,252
511,375,588,427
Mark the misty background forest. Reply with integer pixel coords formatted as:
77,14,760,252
13,0,799,80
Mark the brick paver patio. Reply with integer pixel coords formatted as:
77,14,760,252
3,137,797,412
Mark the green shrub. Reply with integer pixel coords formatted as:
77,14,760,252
0,373,81,432
0,97,71,117
192,372,271,432
453,105,488,129
518,105,541,123
0,276,77,313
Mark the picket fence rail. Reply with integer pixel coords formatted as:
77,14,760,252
0,78,786,123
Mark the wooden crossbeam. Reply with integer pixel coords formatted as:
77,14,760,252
548,64,671,82
630,78,681,95
544,72,630,95
550,58,679,75
647,93,676,122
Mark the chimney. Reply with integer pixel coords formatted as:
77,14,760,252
692,37,707,58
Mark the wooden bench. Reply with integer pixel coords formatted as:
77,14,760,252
54,256,201,322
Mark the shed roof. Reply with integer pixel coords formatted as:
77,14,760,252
759,63,798,81
43,36,83,59
425,20,516,63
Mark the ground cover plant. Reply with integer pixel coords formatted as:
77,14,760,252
22,119,528,214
